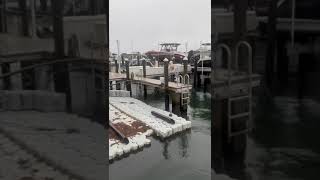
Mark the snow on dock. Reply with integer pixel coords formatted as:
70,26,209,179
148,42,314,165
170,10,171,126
109,72,192,93
109,97,191,139
109,104,153,160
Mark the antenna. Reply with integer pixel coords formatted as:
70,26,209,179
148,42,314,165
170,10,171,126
185,42,188,53
131,40,133,53
116,40,120,56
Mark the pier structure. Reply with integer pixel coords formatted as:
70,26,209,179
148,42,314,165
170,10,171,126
212,41,261,170
109,57,192,115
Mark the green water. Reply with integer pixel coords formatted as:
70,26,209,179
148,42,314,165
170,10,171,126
109,90,211,180
221,91,320,180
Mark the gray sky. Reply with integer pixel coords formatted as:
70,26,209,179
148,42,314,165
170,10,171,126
110,0,210,54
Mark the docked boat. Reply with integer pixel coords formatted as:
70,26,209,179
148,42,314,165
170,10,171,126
188,42,211,67
145,43,186,63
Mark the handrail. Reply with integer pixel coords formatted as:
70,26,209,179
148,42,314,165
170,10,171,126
235,41,253,74
235,41,253,130
184,74,190,85
216,43,232,95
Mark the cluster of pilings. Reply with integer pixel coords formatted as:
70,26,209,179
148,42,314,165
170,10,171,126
110,57,190,116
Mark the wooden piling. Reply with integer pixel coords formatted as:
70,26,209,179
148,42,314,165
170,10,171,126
164,58,170,111
193,58,198,88
125,60,132,97
116,81,121,90
212,98,227,172
142,58,147,99
183,57,188,76
121,55,124,66
137,55,140,66
171,93,181,116
115,59,119,73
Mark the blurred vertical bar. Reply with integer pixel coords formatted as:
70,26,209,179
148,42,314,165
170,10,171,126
104,0,109,179
104,0,109,126
18,0,28,36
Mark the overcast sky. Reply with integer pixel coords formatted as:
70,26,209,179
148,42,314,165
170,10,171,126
110,0,210,54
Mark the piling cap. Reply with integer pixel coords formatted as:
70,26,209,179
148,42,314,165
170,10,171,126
163,58,169,62
183,57,188,61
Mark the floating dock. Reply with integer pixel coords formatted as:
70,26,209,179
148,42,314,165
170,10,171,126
110,97,191,138
109,91,191,160
109,104,153,160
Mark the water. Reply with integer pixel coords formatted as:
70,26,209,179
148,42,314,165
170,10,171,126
109,89,211,180
221,86,320,180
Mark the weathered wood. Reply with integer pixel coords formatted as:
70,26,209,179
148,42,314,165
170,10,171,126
183,58,188,76
142,59,147,99
109,122,129,144
193,58,198,88
115,59,119,73
125,60,132,97
164,59,169,111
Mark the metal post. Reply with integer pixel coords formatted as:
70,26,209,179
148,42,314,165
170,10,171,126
115,59,119,73
164,58,170,111
125,59,132,97
142,58,147,99
183,57,188,77
121,55,124,67
193,56,198,88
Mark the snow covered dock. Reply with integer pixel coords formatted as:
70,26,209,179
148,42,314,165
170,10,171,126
109,104,153,160
109,91,191,161
110,97,191,138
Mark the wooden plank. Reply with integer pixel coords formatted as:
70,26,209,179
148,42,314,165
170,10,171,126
109,72,192,93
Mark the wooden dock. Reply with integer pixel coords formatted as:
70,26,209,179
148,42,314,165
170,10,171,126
109,72,192,93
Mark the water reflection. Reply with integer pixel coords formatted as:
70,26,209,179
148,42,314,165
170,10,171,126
221,95,320,180
110,89,211,180
162,139,170,159
179,135,189,158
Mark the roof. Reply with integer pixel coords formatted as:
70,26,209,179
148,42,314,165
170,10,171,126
159,43,181,46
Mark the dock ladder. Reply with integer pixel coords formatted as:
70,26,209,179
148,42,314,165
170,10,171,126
218,41,253,140
177,74,190,106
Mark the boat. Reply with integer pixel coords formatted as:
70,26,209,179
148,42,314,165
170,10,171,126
145,43,186,64
188,43,211,68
